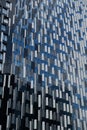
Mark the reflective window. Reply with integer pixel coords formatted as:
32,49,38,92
0,54,2,60
6,1,10,8
0,64,2,71
4,17,9,24
2,8,8,15
1,25,6,31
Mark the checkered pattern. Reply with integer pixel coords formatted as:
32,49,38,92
0,0,87,130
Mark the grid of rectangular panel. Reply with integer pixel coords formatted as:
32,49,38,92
0,0,87,130
0,0,14,129
11,0,87,129
0,0,11,73
0,74,72,130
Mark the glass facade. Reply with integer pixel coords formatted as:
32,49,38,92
0,1,14,130
0,0,87,130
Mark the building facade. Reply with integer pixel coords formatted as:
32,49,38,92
0,0,87,130
0,0,11,73
0,0,15,130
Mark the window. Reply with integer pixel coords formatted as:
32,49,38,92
0,54,2,60
85,48,87,55
1,24,6,31
79,19,82,27
2,8,8,15
3,16,9,24
85,80,87,88
63,72,67,81
0,6,1,12
2,44,6,51
0,74,3,83
77,43,80,51
73,86,77,95
79,6,82,14
6,1,10,8
0,64,2,71
3,34,7,41
0,87,2,95
68,32,72,40
85,64,87,71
